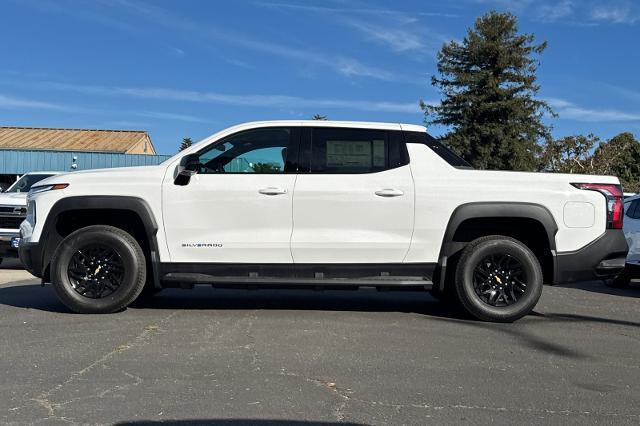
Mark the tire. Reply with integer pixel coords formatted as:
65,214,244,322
454,235,543,323
50,225,147,314
606,269,631,288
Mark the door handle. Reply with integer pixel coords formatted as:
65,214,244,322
258,187,288,196
375,188,404,197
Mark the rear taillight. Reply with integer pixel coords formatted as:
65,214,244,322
572,183,624,229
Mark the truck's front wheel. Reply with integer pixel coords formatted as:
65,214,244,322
51,225,147,313
454,235,543,322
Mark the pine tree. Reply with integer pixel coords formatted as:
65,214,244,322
423,11,554,171
179,137,193,151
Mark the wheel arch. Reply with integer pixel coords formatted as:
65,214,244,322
436,202,558,290
39,196,160,288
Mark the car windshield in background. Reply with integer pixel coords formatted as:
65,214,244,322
6,174,54,193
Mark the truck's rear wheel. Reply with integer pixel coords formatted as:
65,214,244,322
454,235,543,322
51,225,147,313
606,268,631,288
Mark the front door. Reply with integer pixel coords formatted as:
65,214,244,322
163,127,298,263
290,127,415,264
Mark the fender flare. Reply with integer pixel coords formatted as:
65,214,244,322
39,196,161,287
436,202,558,290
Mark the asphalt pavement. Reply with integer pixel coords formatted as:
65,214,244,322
1,259,639,425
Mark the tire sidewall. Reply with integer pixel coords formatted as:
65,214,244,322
456,238,543,322
51,227,145,313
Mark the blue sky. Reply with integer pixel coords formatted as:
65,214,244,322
1,0,639,154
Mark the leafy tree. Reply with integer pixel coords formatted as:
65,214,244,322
423,11,554,171
252,162,281,173
312,114,328,120
179,137,193,151
539,134,598,174
538,132,640,192
592,133,640,192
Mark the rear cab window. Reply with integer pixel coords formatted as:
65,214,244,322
301,127,409,174
403,131,472,169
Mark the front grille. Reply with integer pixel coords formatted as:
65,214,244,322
0,206,26,214
0,216,23,229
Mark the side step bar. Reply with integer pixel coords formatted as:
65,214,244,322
161,273,433,290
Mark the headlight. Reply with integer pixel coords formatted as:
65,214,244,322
28,183,69,196
26,199,36,225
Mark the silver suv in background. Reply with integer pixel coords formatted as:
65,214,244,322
0,172,60,264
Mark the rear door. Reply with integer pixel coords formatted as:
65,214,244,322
290,126,415,263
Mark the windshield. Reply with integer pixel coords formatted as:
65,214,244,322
6,174,55,193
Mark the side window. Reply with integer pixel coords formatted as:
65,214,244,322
197,128,293,174
309,128,407,174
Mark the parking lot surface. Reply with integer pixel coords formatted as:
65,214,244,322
1,260,639,425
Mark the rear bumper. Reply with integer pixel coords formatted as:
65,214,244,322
553,230,628,284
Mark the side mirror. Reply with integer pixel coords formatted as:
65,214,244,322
174,153,200,186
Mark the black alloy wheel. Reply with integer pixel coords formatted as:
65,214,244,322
454,235,543,322
67,244,125,299
472,254,527,307
51,225,147,314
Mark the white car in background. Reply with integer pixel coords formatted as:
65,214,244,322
612,193,640,286
0,172,61,264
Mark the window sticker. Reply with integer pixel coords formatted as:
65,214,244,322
326,140,372,167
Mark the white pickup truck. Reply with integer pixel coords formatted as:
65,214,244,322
0,172,59,263
19,121,628,322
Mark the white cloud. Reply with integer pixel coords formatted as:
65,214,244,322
343,20,425,52
256,1,451,55
473,0,535,12
101,0,404,82
536,1,574,22
548,98,640,122
34,81,422,114
0,94,71,111
591,5,638,24
135,111,208,123
168,46,185,56
104,120,150,128
474,0,640,25
223,58,254,70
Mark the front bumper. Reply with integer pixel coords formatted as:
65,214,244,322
0,232,21,258
19,240,44,278
554,230,628,284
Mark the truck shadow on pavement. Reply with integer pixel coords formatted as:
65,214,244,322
556,279,640,299
116,421,365,426
0,283,469,318
1,284,639,330
4,283,639,360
